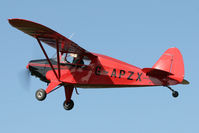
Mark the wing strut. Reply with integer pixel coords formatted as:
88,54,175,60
56,40,61,78
36,37,59,80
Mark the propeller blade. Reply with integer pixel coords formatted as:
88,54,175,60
18,69,31,90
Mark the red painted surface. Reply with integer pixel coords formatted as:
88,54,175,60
152,47,184,83
46,81,61,94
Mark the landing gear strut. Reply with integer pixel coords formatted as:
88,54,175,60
63,86,74,111
35,89,46,101
166,86,179,98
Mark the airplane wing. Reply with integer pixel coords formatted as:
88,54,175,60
8,18,96,58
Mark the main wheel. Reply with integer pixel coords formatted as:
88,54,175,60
35,89,46,101
63,100,74,110
172,91,179,98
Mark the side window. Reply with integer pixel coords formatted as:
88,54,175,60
72,55,91,66
60,53,91,66
66,53,77,63
83,57,91,66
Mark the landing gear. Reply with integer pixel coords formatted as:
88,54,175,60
63,86,74,111
35,89,46,101
63,100,74,110
172,91,179,98
35,85,75,110
166,86,179,98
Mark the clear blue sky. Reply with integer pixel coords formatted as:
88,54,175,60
0,0,198,132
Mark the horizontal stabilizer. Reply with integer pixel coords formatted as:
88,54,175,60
180,79,190,85
142,68,174,78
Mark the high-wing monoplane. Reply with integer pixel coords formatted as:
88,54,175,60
9,19,189,110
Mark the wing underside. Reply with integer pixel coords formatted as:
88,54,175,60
9,18,95,58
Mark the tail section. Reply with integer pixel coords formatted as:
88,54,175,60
152,47,184,82
143,47,186,84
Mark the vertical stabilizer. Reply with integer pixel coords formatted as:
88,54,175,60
152,47,185,83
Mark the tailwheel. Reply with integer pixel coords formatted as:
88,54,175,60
166,86,179,98
172,91,179,98
35,89,46,101
63,100,74,110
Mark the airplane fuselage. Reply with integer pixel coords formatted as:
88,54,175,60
28,53,178,88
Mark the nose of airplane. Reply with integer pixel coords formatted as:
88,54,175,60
26,59,50,83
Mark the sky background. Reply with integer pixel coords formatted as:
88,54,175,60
0,0,198,132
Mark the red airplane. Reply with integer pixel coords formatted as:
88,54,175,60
9,18,189,111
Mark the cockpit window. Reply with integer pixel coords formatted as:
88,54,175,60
52,53,91,66
66,53,77,63
82,57,91,66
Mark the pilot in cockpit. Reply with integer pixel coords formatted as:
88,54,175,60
72,55,84,65
62,53,84,65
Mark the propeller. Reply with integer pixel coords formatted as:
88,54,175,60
18,68,31,91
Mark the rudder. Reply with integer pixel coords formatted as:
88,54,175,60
152,47,184,83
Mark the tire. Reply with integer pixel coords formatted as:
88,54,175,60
172,91,179,98
35,89,46,101
63,100,74,110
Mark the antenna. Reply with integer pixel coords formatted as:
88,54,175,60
69,33,75,39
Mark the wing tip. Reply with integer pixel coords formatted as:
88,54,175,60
8,18,23,26
8,18,21,22
8,18,39,27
